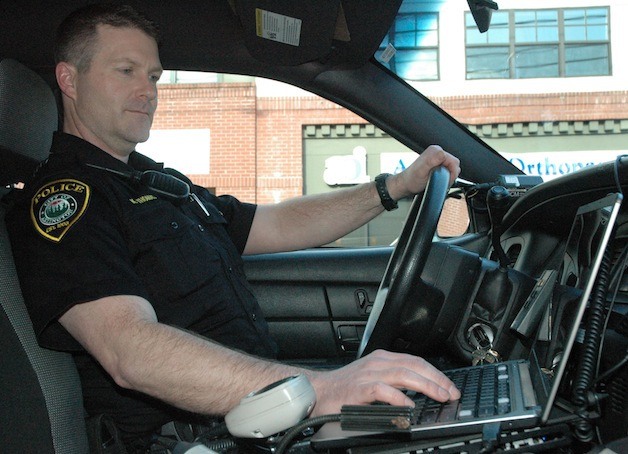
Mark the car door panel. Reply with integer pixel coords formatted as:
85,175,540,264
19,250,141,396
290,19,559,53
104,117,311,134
244,247,391,365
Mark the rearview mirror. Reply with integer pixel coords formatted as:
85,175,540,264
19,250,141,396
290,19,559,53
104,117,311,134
467,0,499,33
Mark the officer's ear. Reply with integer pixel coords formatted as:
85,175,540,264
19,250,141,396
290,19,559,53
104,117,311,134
55,62,78,100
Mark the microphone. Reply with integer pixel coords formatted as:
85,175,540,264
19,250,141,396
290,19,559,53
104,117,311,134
487,185,511,268
138,169,190,202
85,163,190,203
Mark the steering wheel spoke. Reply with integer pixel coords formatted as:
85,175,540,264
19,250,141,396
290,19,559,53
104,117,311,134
358,166,451,358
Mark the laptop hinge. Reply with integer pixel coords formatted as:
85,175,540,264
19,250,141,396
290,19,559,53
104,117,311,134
518,362,538,408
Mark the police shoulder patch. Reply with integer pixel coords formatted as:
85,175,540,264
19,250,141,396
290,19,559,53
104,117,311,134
30,179,91,242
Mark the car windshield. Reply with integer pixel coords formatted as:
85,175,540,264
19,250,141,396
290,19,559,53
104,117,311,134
375,0,626,182
137,0,627,246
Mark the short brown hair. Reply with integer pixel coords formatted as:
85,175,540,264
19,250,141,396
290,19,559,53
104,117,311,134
54,3,160,72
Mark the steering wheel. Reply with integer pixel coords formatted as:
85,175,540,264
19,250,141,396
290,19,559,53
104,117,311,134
357,166,451,358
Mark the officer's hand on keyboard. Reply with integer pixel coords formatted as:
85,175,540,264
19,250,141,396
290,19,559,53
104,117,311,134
307,350,460,417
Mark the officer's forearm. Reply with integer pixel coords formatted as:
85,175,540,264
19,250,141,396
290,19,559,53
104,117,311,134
246,181,384,254
60,294,304,415
116,321,302,414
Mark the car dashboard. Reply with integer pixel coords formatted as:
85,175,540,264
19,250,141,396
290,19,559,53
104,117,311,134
243,160,628,452
445,160,628,447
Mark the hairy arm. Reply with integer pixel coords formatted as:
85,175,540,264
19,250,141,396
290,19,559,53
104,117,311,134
59,295,299,415
244,145,460,255
59,294,459,416
245,182,383,254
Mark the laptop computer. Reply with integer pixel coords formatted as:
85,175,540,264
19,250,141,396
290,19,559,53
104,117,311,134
311,192,622,449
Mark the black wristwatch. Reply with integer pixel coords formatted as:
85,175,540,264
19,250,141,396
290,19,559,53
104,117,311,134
374,173,398,211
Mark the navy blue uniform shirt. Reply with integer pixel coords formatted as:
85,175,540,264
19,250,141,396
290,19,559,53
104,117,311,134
7,131,277,439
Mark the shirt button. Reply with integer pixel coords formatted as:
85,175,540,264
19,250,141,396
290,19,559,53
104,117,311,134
251,313,257,321
197,224,204,232
170,222,179,229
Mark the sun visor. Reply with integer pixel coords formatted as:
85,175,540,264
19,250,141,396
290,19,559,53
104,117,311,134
230,0,350,65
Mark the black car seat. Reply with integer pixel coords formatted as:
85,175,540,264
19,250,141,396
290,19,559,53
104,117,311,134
0,58,89,452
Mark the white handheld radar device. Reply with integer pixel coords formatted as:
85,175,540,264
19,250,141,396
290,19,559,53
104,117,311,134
225,374,316,438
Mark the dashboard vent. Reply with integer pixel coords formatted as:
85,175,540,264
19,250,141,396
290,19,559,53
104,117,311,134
505,243,522,267
489,242,521,267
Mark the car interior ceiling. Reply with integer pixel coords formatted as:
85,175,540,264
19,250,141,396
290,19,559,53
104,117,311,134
3,1,396,73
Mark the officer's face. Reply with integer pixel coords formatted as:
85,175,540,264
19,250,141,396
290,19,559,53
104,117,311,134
63,25,162,161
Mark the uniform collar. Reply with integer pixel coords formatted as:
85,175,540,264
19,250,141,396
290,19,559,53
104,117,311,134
51,131,164,173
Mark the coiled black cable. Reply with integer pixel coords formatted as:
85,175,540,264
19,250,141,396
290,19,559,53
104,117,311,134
274,414,341,454
203,438,238,452
571,246,613,441
569,155,625,441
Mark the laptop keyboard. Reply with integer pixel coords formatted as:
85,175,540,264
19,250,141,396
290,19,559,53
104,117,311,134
409,363,512,424
340,363,514,433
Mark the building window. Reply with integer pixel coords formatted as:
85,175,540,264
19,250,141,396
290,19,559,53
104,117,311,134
466,7,610,79
377,12,439,81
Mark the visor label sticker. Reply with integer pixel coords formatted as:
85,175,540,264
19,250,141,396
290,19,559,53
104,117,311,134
255,8,301,46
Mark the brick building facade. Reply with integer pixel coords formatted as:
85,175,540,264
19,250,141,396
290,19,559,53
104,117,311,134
152,82,365,204
151,83,628,238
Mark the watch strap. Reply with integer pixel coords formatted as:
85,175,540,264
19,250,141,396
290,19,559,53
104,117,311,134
374,173,398,211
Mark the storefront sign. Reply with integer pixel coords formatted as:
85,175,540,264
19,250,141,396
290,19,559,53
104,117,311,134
324,148,625,186
503,150,624,181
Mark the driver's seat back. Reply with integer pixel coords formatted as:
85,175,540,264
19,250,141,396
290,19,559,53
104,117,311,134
0,58,89,452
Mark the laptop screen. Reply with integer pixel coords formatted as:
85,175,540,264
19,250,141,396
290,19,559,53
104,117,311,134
524,192,623,423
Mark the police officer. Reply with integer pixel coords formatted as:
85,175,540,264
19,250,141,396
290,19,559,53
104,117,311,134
7,3,461,450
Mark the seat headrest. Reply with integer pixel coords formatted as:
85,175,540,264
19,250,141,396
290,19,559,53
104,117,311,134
0,59,58,187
